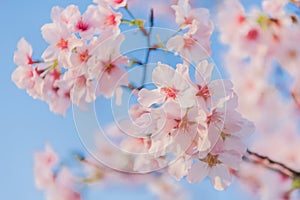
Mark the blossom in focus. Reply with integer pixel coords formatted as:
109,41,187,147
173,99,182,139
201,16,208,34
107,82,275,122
138,62,195,108
97,4,122,34
88,33,129,98
135,60,254,190
41,21,81,68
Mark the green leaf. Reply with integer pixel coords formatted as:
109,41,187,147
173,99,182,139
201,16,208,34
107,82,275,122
292,177,300,189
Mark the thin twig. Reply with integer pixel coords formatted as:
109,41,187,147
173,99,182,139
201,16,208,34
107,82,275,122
122,83,139,91
124,4,135,19
140,9,154,89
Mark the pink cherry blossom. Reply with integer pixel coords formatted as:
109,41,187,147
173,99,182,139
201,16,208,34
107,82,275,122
172,0,212,30
183,102,253,190
166,0,213,63
12,65,44,99
12,38,44,98
45,168,82,200
167,156,193,180
193,60,234,109
88,34,129,98
10,1,277,198
217,0,246,44
34,145,58,190
34,145,82,200
14,37,36,67
162,101,206,155
274,28,300,75
94,0,127,10
166,30,212,63
51,5,81,28
41,22,82,68
97,4,122,33
69,72,96,107
138,62,195,108
187,156,232,191
42,69,71,115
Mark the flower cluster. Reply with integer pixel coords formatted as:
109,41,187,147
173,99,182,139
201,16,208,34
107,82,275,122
218,0,300,199
166,0,214,63
34,143,188,200
217,0,300,134
11,0,264,198
219,0,300,72
34,145,82,200
126,60,254,191
11,0,215,116
12,2,127,115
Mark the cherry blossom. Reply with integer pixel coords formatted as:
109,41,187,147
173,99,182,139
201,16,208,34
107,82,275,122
41,22,82,68
94,0,127,10
138,62,195,108
167,0,213,63
51,5,81,28
45,168,82,200
73,5,102,39
88,33,129,98
42,69,71,115
12,0,300,199
134,59,253,190
216,0,300,198
11,65,44,99
166,30,212,63
97,3,122,33
14,37,35,67
12,38,45,99
12,2,126,114
172,0,212,30
187,155,232,191
34,145,58,190
34,145,83,200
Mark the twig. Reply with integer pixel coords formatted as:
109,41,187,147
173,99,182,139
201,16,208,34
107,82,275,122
121,83,139,91
140,8,154,89
124,4,136,19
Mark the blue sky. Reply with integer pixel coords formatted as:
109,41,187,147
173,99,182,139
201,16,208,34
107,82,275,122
0,0,258,199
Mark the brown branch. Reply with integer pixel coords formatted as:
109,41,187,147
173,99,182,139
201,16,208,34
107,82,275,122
245,149,300,178
291,91,300,110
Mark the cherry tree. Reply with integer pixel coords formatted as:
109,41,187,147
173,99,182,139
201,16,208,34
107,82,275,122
11,0,300,199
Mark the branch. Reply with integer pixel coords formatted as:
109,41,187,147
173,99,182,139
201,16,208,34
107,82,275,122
244,149,300,178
